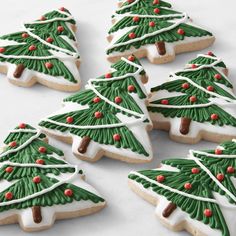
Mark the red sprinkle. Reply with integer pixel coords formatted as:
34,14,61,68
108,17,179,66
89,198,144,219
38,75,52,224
66,116,74,124
184,183,192,190
113,134,121,141
38,146,47,153
36,159,45,165
129,32,136,39
94,111,103,119
133,16,140,22
204,209,212,217
64,189,73,197
5,167,13,173
215,149,222,155
105,73,112,78
211,113,218,120
128,85,135,92
191,168,200,174
45,62,53,69
227,166,235,174
182,83,190,89
19,123,26,129
153,8,160,14
214,74,222,80
5,192,13,200
93,97,101,103
156,175,165,183
177,28,185,35
33,176,41,184
115,96,122,104
216,173,224,182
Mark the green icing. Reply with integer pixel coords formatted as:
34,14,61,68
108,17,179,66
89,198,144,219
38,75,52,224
0,8,79,83
128,140,236,236
189,54,226,69
0,124,104,212
116,0,172,15
107,0,213,54
0,175,104,213
148,54,236,127
39,57,150,157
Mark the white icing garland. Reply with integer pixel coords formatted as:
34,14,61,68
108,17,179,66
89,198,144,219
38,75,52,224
130,171,236,208
107,12,188,50
0,131,41,159
44,57,149,129
149,54,236,110
0,8,79,63
0,128,81,207
188,150,236,203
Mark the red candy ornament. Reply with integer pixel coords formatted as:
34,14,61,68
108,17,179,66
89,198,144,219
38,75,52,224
214,74,222,80
227,166,235,174
5,167,13,173
115,96,122,104
5,192,13,200
191,64,198,69
207,86,214,91
64,189,73,197
22,33,29,38
184,183,192,190
156,175,165,182
9,141,17,148
29,45,36,51
40,16,46,21
149,21,155,27
19,123,26,129
33,176,41,184
161,99,169,105
0,47,5,53
189,96,197,103
46,37,54,43
45,62,53,69
182,83,190,89
38,146,46,153
128,85,135,92
113,134,121,141
36,159,45,165
215,149,222,155
177,28,185,35
211,113,218,120
105,73,112,78
129,32,136,39
133,16,140,22
128,55,135,61
153,8,160,14
59,7,65,11
93,97,101,103
191,168,200,174
204,209,212,217
216,173,224,182
153,0,160,4
66,116,74,124
207,51,214,56
57,26,64,32
94,111,103,119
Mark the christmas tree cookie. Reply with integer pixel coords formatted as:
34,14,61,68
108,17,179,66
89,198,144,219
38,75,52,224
106,0,215,64
128,139,236,236
148,52,236,143
0,7,81,91
39,56,153,163
0,124,105,232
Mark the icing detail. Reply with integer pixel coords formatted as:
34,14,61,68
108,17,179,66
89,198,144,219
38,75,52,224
0,124,105,230
39,56,152,161
0,8,81,87
129,139,236,236
148,53,236,140
107,0,213,58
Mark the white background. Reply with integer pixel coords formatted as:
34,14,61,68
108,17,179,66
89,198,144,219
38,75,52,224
0,0,235,235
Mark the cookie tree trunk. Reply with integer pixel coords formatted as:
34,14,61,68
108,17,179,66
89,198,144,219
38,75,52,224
32,206,42,223
179,117,192,135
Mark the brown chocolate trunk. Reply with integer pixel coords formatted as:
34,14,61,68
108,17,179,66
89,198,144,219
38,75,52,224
180,117,192,135
13,64,25,78
78,136,91,154
32,206,42,223
155,41,166,55
162,202,177,218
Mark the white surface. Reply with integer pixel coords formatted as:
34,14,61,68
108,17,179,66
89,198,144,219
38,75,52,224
0,0,235,235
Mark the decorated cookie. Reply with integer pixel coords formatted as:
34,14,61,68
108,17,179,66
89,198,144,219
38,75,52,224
148,52,236,143
128,139,236,236
39,56,153,163
106,0,215,64
0,124,105,232
0,8,81,91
